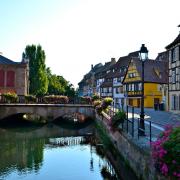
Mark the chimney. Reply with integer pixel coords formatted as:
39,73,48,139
111,58,116,64
91,64,94,70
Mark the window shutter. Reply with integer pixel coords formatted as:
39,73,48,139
0,70,5,87
6,71,15,87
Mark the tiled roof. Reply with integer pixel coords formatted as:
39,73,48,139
129,58,168,84
0,55,19,65
155,51,168,62
106,51,139,79
166,33,180,49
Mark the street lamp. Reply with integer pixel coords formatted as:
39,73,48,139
139,44,148,136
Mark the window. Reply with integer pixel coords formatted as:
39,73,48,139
172,69,176,84
171,49,176,63
109,87,112,92
117,78,121,82
0,70,5,87
128,73,136,78
171,95,176,110
134,83,139,91
116,87,119,94
6,71,15,87
132,84,134,91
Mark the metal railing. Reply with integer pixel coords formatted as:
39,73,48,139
105,105,165,144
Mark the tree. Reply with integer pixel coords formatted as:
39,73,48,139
22,45,48,95
46,68,75,97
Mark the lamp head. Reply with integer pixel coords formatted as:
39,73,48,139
139,44,148,61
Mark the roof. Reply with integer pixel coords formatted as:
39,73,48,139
166,33,180,49
123,58,168,84
95,60,116,79
105,51,139,79
0,55,19,65
155,51,168,62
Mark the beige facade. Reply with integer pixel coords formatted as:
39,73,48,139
0,55,29,95
166,32,180,112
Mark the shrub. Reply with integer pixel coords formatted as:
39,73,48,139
96,105,103,115
101,97,112,109
2,92,18,103
43,95,69,104
93,100,101,108
80,96,92,104
151,125,180,179
92,93,100,101
25,95,36,103
111,110,126,128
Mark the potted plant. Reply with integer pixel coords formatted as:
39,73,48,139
111,110,126,129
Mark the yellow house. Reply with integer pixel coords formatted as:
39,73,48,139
123,58,168,108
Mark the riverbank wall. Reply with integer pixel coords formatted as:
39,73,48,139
95,113,166,180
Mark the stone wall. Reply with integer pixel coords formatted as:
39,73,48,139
0,63,28,95
95,113,166,180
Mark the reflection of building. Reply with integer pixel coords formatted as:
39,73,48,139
123,58,168,108
166,30,180,112
0,54,28,95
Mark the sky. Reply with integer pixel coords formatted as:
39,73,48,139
0,0,180,88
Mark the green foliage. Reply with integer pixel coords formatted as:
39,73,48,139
93,100,102,108
102,97,113,108
2,92,18,103
22,44,48,95
46,68,75,97
25,95,36,103
96,105,103,115
152,126,180,178
43,95,69,104
111,110,126,128
92,93,100,101
80,96,92,104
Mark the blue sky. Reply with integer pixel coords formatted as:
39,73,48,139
0,0,180,87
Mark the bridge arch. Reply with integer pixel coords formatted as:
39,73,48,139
0,104,95,122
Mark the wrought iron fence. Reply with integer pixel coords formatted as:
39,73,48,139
106,105,165,144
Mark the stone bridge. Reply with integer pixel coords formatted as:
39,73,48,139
0,104,95,122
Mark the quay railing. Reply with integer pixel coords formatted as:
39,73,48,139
104,105,165,144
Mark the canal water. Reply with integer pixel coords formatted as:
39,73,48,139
0,119,120,180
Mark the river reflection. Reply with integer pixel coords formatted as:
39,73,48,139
0,123,119,180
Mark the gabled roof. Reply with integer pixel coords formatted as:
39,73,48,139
95,60,116,79
155,51,168,62
105,51,139,79
166,33,180,49
0,55,19,65
123,58,168,84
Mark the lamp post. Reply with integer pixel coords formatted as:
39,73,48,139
139,44,148,136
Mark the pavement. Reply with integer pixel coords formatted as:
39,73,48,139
112,107,180,149
127,107,180,128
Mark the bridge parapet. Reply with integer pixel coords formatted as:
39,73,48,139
0,104,95,122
